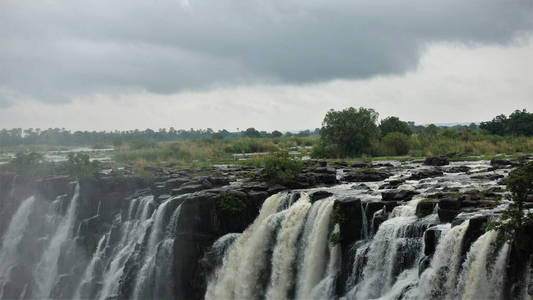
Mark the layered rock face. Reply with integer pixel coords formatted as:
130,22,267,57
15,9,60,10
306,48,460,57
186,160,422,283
1,158,532,300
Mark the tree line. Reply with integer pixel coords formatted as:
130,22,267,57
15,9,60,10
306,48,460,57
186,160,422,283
0,127,320,148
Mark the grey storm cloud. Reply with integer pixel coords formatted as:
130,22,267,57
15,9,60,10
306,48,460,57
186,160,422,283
1,0,532,106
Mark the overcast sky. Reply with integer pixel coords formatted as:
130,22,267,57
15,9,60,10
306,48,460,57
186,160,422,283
1,0,533,131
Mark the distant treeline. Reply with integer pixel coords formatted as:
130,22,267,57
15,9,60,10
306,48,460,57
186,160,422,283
0,109,530,148
0,127,320,148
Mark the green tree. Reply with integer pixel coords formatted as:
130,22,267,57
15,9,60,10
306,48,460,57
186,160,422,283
261,151,303,183
271,130,283,138
244,127,261,138
486,162,533,244
318,107,379,157
379,116,411,137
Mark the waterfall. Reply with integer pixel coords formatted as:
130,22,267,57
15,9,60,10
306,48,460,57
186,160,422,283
456,230,508,300
131,200,183,300
34,183,81,299
206,193,338,300
414,221,469,299
0,196,36,298
360,202,369,240
73,234,107,299
295,200,334,300
97,195,156,300
265,194,312,300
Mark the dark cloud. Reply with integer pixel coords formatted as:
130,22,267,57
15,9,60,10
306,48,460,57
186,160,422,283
1,0,532,105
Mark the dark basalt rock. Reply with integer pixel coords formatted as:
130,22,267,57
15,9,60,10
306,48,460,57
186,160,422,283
379,179,405,190
381,189,419,201
424,156,449,166
344,169,391,182
445,165,471,173
408,168,444,180
416,200,437,218
310,190,334,202
490,158,512,169
334,197,363,246
471,173,505,181
438,197,462,210
460,215,488,259
352,184,372,191
351,162,372,168
424,227,443,256
438,208,459,222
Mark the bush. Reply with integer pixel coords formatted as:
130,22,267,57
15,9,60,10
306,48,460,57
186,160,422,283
261,152,303,183
318,107,379,158
485,162,533,244
65,153,100,179
218,191,246,212
381,132,410,156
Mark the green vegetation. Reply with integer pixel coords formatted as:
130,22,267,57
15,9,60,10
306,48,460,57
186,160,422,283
217,191,247,212
380,132,410,156
416,199,436,218
485,162,533,244
329,231,342,246
480,109,533,136
64,153,100,179
312,107,533,159
379,116,411,137
260,152,303,184
317,107,379,158
331,206,347,225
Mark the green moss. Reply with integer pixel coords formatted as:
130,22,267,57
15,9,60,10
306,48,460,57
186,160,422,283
329,231,342,246
218,191,246,212
416,199,436,218
331,206,347,225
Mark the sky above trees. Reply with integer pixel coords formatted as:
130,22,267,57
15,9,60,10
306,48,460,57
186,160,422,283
1,0,533,130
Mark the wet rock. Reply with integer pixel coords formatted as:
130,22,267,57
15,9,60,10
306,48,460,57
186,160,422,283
379,179,405,190
418,255,432,276
424,156,449,166
171,184,206,196
460,215,488,259
416,200,437,218
352,184,372,191
381,190,419,201
445,165,471,173
490,158,512,169
408,168,444,180
351,162,372,168
424,227,443,256
344,169,391,182
157,194,172,203
164,178,189,189
438,198,462,210
310,190,334,202
471,173,504,181
334,197,363,245
438,208,459,222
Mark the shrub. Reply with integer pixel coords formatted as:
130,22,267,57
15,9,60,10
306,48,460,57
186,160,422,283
65,153,100,179
218,191,246,212
261,151,303,183
381,132,410,156
485,162,533,244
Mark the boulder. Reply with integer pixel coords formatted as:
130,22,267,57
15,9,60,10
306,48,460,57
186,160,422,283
438,208,459,222
310,190,334,202
334,197,363,245
471,173,504,181
408,168,444,180
416,200,437,218
424,156,449,166
438,198,462,210
379,179,405,190
445,166,471,173
344,169,391,182
381,190,419,202
490,158,512,169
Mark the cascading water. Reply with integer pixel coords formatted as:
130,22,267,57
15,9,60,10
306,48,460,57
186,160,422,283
34,184,81,299
205,193,338,300
0,196,36,298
